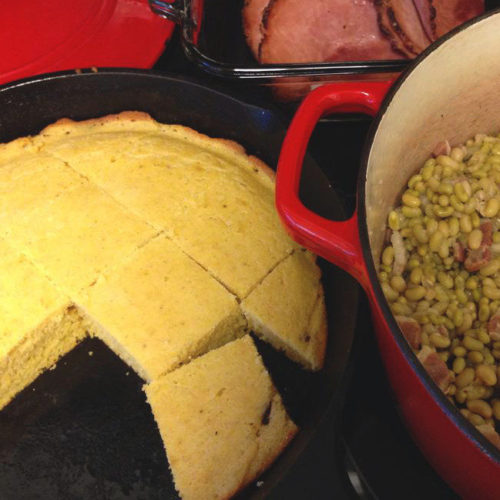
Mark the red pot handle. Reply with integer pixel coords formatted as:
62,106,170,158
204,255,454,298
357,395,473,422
276,81,393,289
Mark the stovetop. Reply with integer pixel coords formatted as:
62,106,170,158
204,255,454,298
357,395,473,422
154,30,459,500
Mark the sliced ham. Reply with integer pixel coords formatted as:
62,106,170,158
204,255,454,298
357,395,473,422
242,0,484,101
413,0,437,40
375,0,416,57
242,0,271,59
396,315,422,349
376,0,431,57
259,0,402,64
417,346,452,392
392,0,432,53
433,0,484,38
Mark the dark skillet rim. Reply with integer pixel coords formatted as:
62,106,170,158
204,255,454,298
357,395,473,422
357,8,500,466
0,67,282,126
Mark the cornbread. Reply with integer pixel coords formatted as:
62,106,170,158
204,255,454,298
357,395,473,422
2,181,157,295
145,335,298,500
37,113,298,298
78,234,247,381
241,249,326,370
0,112,327,498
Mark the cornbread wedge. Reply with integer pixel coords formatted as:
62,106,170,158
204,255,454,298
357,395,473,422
0,238,85,409
77,234,247,381
241,249,327,370
144,335,298,500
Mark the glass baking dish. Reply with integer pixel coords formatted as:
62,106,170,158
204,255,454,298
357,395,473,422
150,0,499,101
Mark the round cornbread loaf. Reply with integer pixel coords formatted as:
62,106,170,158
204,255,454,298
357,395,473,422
0,112,327,498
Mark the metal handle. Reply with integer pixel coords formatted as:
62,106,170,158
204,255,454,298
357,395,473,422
149,0,185,24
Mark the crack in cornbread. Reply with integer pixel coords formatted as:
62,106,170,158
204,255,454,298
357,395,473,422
0,112,327,499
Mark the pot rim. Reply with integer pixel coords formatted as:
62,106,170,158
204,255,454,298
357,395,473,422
357,7,500,465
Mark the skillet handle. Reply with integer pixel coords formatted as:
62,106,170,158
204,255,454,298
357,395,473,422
276,81,392,289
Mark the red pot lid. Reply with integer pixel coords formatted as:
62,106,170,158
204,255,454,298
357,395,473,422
0,0,174,85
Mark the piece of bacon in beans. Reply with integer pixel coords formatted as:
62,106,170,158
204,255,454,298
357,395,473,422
395,316,422,350
480,221,493,246
464,222,493,272
488,313,500,341
453,241,465,263
417,346,452,392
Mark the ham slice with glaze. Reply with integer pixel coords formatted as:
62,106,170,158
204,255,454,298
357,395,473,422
413,0,436,40
242,0,270,58
376,0,416,57
243,0,484,65
376,0,431,57
258,0,402,64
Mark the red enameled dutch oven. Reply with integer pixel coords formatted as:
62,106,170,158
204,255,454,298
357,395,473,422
276,9,500,499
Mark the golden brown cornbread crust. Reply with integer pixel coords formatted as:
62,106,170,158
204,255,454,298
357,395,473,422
38,111,276,181
0,112,327,498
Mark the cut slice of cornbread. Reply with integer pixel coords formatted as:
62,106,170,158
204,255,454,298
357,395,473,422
241,250,327,371
144,335,297,500
0,238,86,409
77,234,247,382
38,113,297,298
2,181,157,295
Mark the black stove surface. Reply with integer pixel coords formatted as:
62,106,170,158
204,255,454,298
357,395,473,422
154,30,459,500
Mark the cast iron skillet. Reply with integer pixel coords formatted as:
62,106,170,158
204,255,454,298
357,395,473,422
0,70,358,499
